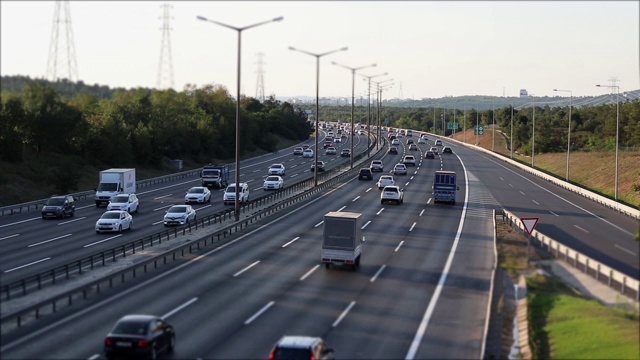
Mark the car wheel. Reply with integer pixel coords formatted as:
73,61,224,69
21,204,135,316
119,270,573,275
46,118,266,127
325,263,330,269
135,205,139,214
129,221,133,230
168,334,175,352
149,345,157,360
118,225,122,233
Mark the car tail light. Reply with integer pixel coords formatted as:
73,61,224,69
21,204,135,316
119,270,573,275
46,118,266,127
268,348,276,360
105,338,113,346
138,339,150,348
310,351,316,360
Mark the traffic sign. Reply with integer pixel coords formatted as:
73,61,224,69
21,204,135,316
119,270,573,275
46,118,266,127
447,122,459,130
520,217,539,235
384,118,390,125
474,125,484,135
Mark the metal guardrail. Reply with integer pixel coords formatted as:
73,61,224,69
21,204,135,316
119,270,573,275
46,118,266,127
433,133,640,220
0,168,204,216
0,136,385,333
501,209,639,301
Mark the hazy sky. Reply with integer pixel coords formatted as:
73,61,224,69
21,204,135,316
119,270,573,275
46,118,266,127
2,1,638,99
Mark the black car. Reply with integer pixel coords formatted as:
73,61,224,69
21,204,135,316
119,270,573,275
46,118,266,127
388,146,398,155
311,161,326,172
104,315,175,360
443,146,453,154
269,336,334,360
340,149,351,157
41,195,75,219
358,168,373,180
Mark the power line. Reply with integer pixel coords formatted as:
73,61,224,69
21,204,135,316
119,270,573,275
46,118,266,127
46,0,79,82
157,3,175,90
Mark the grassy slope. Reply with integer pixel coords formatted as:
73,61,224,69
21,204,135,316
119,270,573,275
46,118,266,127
450,126,640,207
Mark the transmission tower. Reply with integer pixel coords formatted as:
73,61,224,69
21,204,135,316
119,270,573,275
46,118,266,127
156,3,175,90
397,81,403,100
46,0,79,82
255,52,266,102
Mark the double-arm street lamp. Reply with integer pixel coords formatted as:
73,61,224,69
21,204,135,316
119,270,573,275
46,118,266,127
197,14,283,221
553,89,573,181
596,84,620,200
332,61,377,168
373,78,393,145
359,72,388,154
289,46,348,186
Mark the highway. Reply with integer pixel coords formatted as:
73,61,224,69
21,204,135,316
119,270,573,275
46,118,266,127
1,128,638,359
0,131,371,284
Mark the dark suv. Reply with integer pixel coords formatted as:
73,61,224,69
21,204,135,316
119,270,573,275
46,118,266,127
358,168,373,180
269,336,334,360
41,195,75,219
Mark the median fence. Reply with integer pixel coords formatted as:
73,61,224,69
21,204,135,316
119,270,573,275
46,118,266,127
0,134,384,333
501,209,639,301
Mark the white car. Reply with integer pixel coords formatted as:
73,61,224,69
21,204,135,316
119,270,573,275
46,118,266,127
403,155,417,166
393,163,408,175
302,149,314,158
334,137,342,143
95,210,133,233
223,183,250,204
370,160,384,172
293,147,304,155
263,175,284,190
163,205,196,226
381,185,404,205
430,146,439,154
185,186,211,203
391,139,400,146
418,138,426,144
376,175,395,190
106,194,139,214
435,139,443,146
325,147,337,155
268,163,286,176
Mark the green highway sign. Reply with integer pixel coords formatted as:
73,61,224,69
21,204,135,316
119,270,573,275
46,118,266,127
384,118,390,125
447,122,459,130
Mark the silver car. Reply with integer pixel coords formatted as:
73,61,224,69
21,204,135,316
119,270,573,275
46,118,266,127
376,175,395,189
185,187,211,203
163,205,197,227
393,163,408,175
95,210,133,233
107,194,139,214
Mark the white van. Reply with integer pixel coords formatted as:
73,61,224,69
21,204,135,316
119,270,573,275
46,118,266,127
223,183,250,205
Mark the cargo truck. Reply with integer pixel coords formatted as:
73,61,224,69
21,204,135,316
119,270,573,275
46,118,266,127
201,164,229,189
321,211,364,270
95,168,136,207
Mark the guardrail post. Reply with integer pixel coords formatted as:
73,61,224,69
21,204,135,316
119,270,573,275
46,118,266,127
608,270,612,286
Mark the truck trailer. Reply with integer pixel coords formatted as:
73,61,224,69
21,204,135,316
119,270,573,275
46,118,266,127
95,168,136,207
321,211,363,270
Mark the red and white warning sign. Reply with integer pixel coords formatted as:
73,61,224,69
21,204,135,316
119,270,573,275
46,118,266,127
520,217,539,235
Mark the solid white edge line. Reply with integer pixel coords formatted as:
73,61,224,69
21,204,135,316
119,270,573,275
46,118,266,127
480,209,499,360
233,260,261,277
405,153,470,360
244,301,274,325
282,237,300,248
300,265,320,281
370,264,386,283
332,301,356,327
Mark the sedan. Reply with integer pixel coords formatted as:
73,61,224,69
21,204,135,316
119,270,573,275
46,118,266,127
184,186,211,203
430,146,439,154
293,147,303,155
408,144,418,151
95,210,133,233
403,155,417,166
381,185,404,205
376,175,395,189
104,314,175,360
393,163,407,175
391,139,400,146
425,151,435,159
268,163,286,176
263,175,284,190
340,149,351,157
388,146,398,155
443,146,453,154
418,138,426,144
107,194,139,214
326,147,337,155
334,137,342,143
435,139,443,146
163,205,196,227
311,161,325,172
302,149,314,158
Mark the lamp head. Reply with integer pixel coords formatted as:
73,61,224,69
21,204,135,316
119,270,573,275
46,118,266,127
273,16,284,22
196,15,207,21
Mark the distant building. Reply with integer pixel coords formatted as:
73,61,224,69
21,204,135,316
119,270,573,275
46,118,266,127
519,89,529,97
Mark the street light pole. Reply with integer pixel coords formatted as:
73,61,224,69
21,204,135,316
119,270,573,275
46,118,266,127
510,104,514,159
492,98,495,152
596,84,620,200
289,46,348,186
360,72,388,154
531,94,536,168
372,78,393,147
197,14,283,222
333,62,377,168
554,89,572,181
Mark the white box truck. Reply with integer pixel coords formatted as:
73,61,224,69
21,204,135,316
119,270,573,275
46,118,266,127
321,211,363,270
95,168,136,207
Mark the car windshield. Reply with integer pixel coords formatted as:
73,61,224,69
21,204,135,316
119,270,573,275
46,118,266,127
271,164,282,169
101,212,121,219
97,183,118,191
168,206,187,213
188,188,204,194
385,187,399,193
111,320,149,335
381,176,392,180
111,196,128,203
226,186,236,192
266,176,280,181
46,198,65,206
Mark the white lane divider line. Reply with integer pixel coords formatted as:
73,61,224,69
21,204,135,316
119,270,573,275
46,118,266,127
282,237,300,248
0,217,39,229
509,184,514,187
366,188,372,193
370,265,386,283
300,265,320,281
163,297,198,319
574,225,589,233
352,196,361,202
394,241,404,252
377,208,384,215
154,194,172,200
244,301,274,325
427,198,432,204
0,234,20,241
519,191,526,195
233,260,260,277
84,234,122,247
58,217,87,225
409,222,417,232
615,244,636,256
314,220,324,228
153,204,173,211
405,182,410,186
532,200,539,205
549,210,559,216
361,221,371,230
332,301,356,327
28,233,73,247
419,209,425,216
337,206,346,212
4,257,51,273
